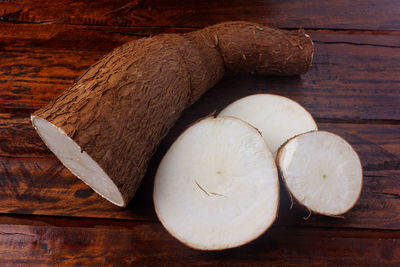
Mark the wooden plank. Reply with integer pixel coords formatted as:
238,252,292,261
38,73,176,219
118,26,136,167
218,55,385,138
0,156,155,220
2,113,400,164
1,24,400,120
4,154,396,229
2,22,400,49
1,0,400,30
0,218,398,266
1,113,399,229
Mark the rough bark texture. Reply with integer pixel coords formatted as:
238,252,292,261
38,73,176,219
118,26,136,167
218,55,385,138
32,21,313,206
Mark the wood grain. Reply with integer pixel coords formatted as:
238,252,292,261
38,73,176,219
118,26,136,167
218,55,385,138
1,0,400,30
1,23,400,120
0,218,398,266
1,0,399,264
1,113,399,229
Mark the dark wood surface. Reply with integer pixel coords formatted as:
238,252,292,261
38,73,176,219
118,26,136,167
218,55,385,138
1,0,400,30
0,1,399,266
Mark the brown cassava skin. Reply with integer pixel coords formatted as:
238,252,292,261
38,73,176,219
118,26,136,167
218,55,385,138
32,21,313,207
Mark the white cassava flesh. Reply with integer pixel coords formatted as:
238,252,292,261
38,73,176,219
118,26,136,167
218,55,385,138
277,131,363,216
153,117,279,250
218,94,317,157
31,116,124,206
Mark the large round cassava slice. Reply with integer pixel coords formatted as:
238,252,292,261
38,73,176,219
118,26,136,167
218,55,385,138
277,131,363,216
218,94,317,157
153,117,279,250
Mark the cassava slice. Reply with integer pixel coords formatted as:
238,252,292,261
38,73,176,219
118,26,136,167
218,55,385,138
277,131,363,216
31,21,313,207
218,94,317,158
153,117,279,250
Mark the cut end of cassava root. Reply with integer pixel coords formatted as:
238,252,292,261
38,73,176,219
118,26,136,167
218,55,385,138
153,117,279,250
219,94,317,157
277,131,363,216
31,116,125,207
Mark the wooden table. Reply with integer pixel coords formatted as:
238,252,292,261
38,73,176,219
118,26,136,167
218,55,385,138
0,1,399,266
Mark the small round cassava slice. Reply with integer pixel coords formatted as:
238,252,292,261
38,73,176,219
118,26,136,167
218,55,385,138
218,94,317,157
153,116,279,250
277,131,363,216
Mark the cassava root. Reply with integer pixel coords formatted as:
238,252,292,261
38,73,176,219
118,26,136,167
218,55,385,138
31,21,313,207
